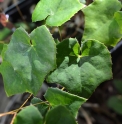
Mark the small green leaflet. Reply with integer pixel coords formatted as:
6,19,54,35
13,105,43,124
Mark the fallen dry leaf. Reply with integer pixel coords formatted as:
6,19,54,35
0,13,15,30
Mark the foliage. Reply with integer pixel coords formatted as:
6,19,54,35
0,28,11,40
82,0,122,46
13,105,43,124
0,0,122,123
47,39,112,98
108,96,122,115
107,80,122,115
32,0,84,26
0,26,56,96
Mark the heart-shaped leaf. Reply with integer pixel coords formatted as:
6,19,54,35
82,0,122,46
32,0,84,26
47,39,112,98
0,26,56,96
44,87,86,117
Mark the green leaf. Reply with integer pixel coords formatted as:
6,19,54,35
0,28,11,40
45,105,77,124
31,97,49,117
56,38,80,66
13,105,43,124
54,39,60,45
107,96,122,115
114,11,122,37
82,0,122,46
32,0,84,26
44,87,86,117
113,80,122,94
0,26,56,96
47,39,112,98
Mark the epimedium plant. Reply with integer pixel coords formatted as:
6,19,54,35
0,0,122,123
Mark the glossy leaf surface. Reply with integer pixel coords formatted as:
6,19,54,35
32,0,84,26
0,26,56,96
45,105,77,124
47,39,112,98
82,0,122,46
13,105,43,124
44,87,86,117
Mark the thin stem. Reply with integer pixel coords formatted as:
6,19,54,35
0,101,49,118
10,113,17,124
61,87,65,91
18,94,32,111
